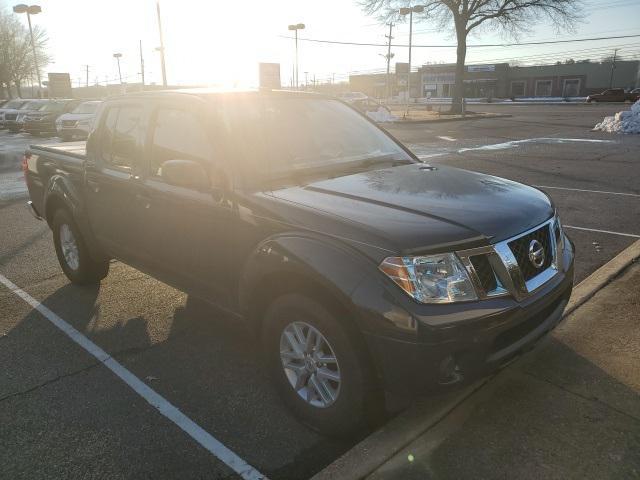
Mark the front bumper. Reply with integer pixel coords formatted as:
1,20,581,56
24,120,56,133
354,236,575,396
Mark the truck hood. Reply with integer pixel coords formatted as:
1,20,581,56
269,164,554,255
57,112,95,122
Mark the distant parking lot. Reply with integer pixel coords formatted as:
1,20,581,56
1,102,639,479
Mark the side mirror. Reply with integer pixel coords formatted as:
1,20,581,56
160,159,212,191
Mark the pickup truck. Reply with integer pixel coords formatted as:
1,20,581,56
24,89,574,436
586,88,640,103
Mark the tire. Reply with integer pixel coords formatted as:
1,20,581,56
52,209,109,285
61,135,72,142
262,294,381,436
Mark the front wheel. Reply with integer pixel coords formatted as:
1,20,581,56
262,294,381,436
52,209,109,285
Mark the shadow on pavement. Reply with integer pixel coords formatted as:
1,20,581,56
2,279,363,479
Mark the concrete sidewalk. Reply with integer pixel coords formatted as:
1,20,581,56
369,261,640,479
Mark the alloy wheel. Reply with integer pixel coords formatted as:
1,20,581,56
59,223,80,271
280,321,341,408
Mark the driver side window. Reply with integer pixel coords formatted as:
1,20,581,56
150,108,211,177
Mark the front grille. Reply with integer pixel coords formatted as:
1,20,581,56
470,255,497,293
508,225,553,281
62,120,77,127
5,113,17,120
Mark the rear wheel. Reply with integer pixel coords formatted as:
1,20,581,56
262,294,381,436
61,134,73,142
52,209,109,285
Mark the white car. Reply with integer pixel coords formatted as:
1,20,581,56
55,100,102,141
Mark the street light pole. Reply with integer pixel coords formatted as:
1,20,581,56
399,5,424,118
113,53,123,84
13,4,42,95
156,0,168,86
288,23,305,89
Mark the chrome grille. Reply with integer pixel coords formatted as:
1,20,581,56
469,255,497,293
457,217,561,302
507,224,553,281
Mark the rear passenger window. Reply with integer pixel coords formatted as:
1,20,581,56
150,108,210,176
100,105,142,169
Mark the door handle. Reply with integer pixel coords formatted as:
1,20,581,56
135,193,152,209
87,179,100,193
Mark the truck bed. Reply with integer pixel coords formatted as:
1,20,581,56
30,141,87,161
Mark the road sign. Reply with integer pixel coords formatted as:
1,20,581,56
259,63,281,89
47,73,73,98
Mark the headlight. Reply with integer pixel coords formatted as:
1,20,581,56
379,253,477,304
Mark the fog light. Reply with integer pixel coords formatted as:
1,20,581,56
438,354,463,385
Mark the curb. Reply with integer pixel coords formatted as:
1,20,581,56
388,113,512,125
311,238,640,480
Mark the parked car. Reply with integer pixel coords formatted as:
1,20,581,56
23,99,82,136
340,93,390,114
586,88,639,103
55,100,102,141
0,98,29,128
5,99,48,132
24,89,574,436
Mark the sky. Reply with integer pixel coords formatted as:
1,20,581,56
3,0,639,88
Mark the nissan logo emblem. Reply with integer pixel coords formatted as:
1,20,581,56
528,239,545,269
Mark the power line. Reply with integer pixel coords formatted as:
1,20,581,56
279,33,640,49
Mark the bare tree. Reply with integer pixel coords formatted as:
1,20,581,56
0,10,51,97
360,0,582,112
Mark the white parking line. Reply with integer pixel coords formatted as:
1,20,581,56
0,273,267,480
437,136,457,142
534,185,640,198
563,225,640,238
458,137,614,153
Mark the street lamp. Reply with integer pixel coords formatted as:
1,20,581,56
113,53,123,84
13,4,42,95
399,5,424,117
288,23,305,89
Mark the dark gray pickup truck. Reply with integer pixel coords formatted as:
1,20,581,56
24,89,574,435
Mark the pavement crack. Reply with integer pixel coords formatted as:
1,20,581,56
521,369,640,423
0,361,102,403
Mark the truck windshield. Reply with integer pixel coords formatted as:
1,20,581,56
72,102,99,114
38,102,66,113
3,100,27,109
20,101,42,110
223,96,413,186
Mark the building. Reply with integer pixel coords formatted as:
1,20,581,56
420,63,510,98
349,59,640,99
507,60,639,97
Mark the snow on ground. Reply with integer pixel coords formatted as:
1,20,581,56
593,100,640,134
367,107,398,123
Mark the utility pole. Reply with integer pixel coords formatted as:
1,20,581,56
304,71,309,89
156,0,168,86
609,48,618,89
139,40,145,87
83,65,90,87
385,22,394,100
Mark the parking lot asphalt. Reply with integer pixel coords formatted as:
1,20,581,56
1,102,639,479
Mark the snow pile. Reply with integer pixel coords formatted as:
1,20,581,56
593,100,640,134
367,107,398,123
